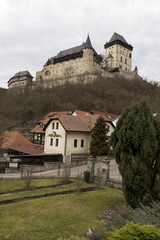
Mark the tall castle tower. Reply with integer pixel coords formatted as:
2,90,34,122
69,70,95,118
104,32,133,72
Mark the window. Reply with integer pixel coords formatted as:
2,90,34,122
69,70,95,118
129,53,132,58
56,122,59,129
120,56,122,62
81,139,84,148
50,138,53,146
55,138,59,147
125,67,127,71
52,122,55,129
125,58,127,64
74,139,77,148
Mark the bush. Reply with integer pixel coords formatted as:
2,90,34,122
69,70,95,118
105,203,160,230
62,164,71,183
106,222,160,240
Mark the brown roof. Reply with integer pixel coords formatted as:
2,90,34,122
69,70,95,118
90,110,118,121
30,125,45,134
46,114,103,132
44,111,71,119
1,131,32,150
9,144,44,155
31,111,71,134
31,110,118,134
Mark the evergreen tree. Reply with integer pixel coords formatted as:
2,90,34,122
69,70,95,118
90,116,109,156
111,101,160,208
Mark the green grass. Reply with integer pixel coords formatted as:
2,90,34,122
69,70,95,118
0,178,124,240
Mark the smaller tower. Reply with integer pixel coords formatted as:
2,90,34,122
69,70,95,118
104,32,133,72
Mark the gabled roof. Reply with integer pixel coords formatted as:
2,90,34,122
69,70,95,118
104,32,133,51
44,114,113,132
31,110,118,134
1,131,32,149
31,111,72,134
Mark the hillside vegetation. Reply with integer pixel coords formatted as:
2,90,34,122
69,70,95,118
0,75,159,127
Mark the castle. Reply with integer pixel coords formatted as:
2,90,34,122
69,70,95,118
8,33,139,90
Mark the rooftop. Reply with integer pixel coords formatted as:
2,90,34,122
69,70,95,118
104,32,133,50
1,131,32,149
9,70,33,81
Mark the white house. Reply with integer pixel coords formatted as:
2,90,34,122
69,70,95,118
43,114,116,162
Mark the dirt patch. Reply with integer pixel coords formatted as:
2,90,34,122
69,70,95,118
0,181,72,195
0,186,98,205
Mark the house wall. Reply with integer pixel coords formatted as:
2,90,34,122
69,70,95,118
106,123,115,136
66,132,90,156
44,120,66,154
105,44,132,72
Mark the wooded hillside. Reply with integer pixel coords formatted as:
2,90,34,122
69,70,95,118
0,75,159,130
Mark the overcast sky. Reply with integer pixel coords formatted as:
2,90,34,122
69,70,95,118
0,0,160,88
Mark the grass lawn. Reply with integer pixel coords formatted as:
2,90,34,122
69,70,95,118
0,178,124,240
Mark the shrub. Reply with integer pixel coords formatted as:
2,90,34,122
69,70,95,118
62,163,71,183
22,167,33,189
105,203,160,230
106,222,160,240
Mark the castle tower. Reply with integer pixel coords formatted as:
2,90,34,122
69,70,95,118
104,32,133,72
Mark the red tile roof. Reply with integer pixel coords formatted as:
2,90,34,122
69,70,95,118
90,110,118,121
1,131,32,149
9,144,44,155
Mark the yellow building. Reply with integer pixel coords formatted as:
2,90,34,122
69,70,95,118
104,32,133,72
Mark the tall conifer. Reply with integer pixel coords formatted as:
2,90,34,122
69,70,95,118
111,101,160,208
90,116,109,156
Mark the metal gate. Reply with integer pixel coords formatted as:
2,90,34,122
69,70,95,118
93,160,102,183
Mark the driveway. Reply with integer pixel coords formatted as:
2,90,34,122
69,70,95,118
0,165,88,179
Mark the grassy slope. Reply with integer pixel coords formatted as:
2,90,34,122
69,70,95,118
0,179,124,240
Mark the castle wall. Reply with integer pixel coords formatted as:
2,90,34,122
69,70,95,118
36,48,104,88
8,76,32,89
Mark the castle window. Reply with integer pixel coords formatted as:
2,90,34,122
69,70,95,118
45,70,50,76
125,58,127,64
120,56,122,62
125,67,127,71
129,53,132,58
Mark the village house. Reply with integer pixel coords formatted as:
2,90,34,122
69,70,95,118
43,112,118,162
31,110,118,148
